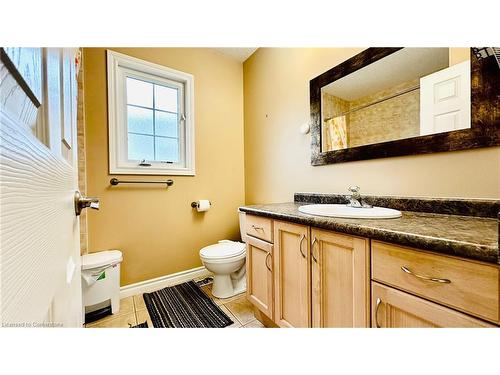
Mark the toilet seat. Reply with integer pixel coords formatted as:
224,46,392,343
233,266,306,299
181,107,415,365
199,241,246,261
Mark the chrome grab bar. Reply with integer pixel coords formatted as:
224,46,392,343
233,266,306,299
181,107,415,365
401,266,451,284
110,178,173,186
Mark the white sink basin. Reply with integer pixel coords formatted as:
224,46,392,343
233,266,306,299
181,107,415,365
298,204,402,219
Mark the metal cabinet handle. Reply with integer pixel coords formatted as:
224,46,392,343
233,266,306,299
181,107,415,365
311,236,318,263
375,297,382,328
251,224,264,232
299,234,306,258
265,252,272,271
401,266,451,284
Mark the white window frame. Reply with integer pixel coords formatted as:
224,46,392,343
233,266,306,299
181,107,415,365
107,50,195,175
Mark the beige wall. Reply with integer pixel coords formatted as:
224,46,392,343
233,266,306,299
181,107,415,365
243,48,500,203
84,48,245,286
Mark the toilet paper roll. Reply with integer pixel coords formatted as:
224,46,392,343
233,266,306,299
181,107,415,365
196,200,211,212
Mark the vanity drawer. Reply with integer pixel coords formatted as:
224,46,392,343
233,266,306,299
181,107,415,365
371,241,500,323
245,215,273,243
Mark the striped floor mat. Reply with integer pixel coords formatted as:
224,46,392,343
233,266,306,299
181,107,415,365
143,281,234,328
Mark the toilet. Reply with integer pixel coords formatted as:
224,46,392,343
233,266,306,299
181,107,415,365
199,211,247,298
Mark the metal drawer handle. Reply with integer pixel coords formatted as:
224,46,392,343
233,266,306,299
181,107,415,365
251,224,264,232
401,266,451,284
311,236,318,263
299,234,306,258
375,297,382,328
265,252,272,271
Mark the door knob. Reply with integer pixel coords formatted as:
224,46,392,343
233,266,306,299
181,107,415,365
74,190,100,216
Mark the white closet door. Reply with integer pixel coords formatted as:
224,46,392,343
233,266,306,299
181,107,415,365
420,60,470,136
0,48,82,327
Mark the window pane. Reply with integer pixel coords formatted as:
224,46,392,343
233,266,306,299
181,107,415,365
154,84,178,112
128,133,154,161
155,137,179,162
155,111,178,137
126,77,153,107
127,106,153,135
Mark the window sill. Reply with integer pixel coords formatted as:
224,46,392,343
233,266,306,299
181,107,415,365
109,165,195,176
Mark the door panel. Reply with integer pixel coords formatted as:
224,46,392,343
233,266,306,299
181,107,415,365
273,221,310,328
246,236,273,319
372,282,494,328
311,229,370,327
420,60,470,135
0,48,82,327
61,48,78,163
0,48,42,134
45,48,63,156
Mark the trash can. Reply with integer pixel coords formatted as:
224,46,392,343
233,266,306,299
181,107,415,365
82,250,123,318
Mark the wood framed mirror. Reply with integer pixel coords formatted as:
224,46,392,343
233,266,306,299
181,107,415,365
309,47,500,165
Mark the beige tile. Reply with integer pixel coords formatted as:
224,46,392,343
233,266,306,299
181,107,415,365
135,309,153,328
219,305,242,328
224,296,256,326
242,319,265,328
119,296,135,315
133,294,147,311
86,313,137,328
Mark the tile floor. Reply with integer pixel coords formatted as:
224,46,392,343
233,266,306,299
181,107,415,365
85,280,265,328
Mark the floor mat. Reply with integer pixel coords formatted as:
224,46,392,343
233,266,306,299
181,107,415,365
143,281,233,328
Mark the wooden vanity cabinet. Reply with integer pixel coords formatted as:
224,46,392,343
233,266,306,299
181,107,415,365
245,215,372,328
273,221,311,328
311,229,370,327
244,214,499,328
246,235,274,320
372,282,494,328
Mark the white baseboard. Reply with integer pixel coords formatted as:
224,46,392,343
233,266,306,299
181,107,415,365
120,266,212,298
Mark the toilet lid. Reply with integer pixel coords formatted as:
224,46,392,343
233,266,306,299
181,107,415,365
82,250,123,270
200,242,246,260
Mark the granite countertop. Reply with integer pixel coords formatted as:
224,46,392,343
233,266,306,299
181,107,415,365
239,202,500,265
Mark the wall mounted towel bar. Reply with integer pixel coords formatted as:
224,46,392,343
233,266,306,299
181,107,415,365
109,178,174,187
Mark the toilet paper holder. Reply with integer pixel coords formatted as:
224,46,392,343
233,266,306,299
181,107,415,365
191,201,212,208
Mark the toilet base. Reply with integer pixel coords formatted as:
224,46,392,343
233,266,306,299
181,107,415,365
211,274,246,299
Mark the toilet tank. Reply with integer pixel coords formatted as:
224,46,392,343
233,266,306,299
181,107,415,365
238,210,247,242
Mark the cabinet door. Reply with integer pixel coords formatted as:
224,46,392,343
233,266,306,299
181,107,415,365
372,282,494,328
273,221,310,327
311,229,370,327
246,236,273,320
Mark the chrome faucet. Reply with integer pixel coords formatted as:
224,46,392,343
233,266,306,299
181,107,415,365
346,186,372,208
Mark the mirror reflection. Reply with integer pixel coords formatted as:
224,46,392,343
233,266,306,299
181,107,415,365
321,48,471,152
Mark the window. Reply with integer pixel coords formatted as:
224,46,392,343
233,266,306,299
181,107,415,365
107,50,195,175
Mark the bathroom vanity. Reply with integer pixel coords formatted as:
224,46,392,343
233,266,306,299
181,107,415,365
240,193,500,328
239,48,500,328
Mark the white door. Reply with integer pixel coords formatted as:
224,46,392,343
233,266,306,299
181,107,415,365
0,48,83,327
420,60,471,135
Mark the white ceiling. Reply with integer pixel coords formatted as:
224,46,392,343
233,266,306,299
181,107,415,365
322,48,450,101
213,48,258,62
